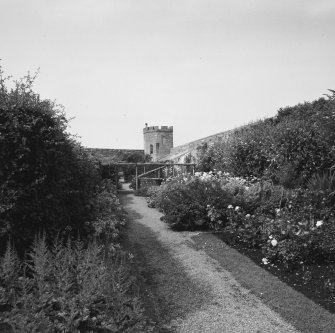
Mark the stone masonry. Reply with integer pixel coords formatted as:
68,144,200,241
143,125,173,161
159,125,246,162
87,124,246,164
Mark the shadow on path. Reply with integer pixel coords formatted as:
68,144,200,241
120,192,212,332
118,184,335,333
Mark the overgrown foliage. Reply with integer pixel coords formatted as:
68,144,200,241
148,169,335,269
150,172,235,230
0,68,101,254
0,177,154,332
0,68,152,332
197,91,335,186
0,236,151,332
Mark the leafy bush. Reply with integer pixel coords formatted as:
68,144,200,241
88,179,126,249
259,188,335,265
223,206,266,247
158,178,209,230
0,68,152,332
196,142,215,172
134,184,161,198
150,170,335,268
197,92,335,185
149,173,236,230
0,236,151,333
0,68,101,255
0,178,152,332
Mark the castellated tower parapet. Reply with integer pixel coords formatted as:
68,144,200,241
143,125,173,161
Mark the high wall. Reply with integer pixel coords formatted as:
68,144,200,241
159,126,245,162
143,126,173,161
87,125,245,165
86,148,144,164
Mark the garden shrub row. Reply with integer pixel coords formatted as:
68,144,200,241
147,170,335,268
197,91,335,187
0,69,152,332
0,69,102,255
0,180,152,332
157,92,335,268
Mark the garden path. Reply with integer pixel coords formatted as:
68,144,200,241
119,184,335,333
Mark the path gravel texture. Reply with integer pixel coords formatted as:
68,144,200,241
119,185,335,333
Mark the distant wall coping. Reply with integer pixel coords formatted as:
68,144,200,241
160,125,247,161
86,148,144,153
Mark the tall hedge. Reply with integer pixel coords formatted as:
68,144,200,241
0,69,100,254
197,91,335,186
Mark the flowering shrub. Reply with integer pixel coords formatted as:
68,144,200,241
150,172,235,230
150,168,335,269
158,179,213,230
259,189,335,266
189,92,335,267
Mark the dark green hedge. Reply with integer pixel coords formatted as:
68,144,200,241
197,91,335,186
0,70,101,254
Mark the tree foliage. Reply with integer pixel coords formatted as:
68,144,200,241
0,68,101,254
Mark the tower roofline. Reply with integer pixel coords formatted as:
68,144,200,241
143,125,173,133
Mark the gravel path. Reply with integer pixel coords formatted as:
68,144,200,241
119,186,333,333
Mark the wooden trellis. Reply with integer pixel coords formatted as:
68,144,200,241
110,163,196,190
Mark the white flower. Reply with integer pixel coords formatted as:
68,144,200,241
235,206,240,211
269,235,273,239
262,258,269,265
227,205,233,209
275,208,281,215
316,220,323,227
245,214,251,219
271,239,278,247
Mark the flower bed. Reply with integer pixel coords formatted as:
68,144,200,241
147,171,335,270
217,233,335,314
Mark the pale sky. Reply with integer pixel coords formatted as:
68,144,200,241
1,0,335,149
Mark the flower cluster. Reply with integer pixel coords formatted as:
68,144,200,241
148,166,335,267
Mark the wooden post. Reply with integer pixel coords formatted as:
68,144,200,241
135,164,139,191
115,165,118,187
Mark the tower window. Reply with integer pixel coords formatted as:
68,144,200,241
156,143,160,152
150,144,153,154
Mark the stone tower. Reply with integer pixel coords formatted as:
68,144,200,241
143,125,173,161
